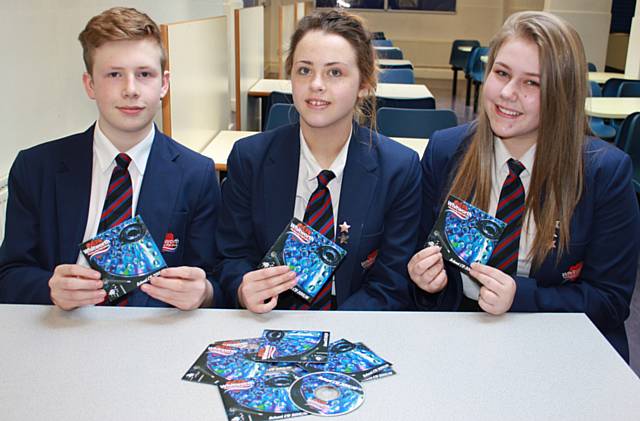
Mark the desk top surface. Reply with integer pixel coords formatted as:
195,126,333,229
2,305,639,421
585,97,640,119
377,59,413,67
248,79,433,99
588,71,636,84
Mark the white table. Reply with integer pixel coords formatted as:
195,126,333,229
588,71,636,84
248,79,433,100
2,305,639,420
201,131,429,171
377,59,413,68
585,97,640,119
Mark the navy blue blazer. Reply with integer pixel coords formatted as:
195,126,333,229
217,122,420,310
0,125,223,307
413,123,640,361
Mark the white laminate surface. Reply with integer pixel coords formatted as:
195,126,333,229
585,97,640,119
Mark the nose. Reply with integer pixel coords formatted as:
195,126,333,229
310,72,325,92
122,74,140,98
499,78,518,101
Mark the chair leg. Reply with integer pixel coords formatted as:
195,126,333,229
452,69,458,97
465,77,472,106
473,82,480,113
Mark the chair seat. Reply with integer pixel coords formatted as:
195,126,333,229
590,118,616,140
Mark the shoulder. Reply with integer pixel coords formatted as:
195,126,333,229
18,128,92,161
158,132,214,170
426,122,475,159
583,136,633,184
233,124,298,157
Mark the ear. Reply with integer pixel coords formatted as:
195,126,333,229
357,82,371,99
160,70,170,99
82,72,96,100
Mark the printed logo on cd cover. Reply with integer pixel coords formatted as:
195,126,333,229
162,233,179,253
562,262,583,282
208,345,237,356
291,223,313,244
220,380,254,391
448,199,470,220
84,239,110,257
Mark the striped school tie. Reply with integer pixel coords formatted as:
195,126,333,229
97,153,133,306
488,159,526,276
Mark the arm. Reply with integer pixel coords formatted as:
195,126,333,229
511,152,639,333
340,151,421,310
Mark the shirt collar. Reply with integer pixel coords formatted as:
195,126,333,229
299,126,352,183
93,121,155,175
494,137,536,177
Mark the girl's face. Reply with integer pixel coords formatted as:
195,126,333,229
483,36,541,148
290,30,366,135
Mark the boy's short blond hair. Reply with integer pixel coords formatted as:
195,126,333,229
78,7,166,75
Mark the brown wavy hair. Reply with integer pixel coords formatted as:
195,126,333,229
285,9,378,130
447,11,589,268
78,7,166,75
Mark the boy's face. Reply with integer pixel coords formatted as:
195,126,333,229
82,39,169,149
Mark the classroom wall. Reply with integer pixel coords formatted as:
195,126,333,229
264,0,544,78
626,0,640,78
0,0,225,179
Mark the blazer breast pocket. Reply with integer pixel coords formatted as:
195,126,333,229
541,241,587,287
358,230,383,272
160,211,188,266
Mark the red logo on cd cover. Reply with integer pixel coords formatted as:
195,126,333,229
562,262,583,282
220,380,254,391
162,233,179,252
448,199,470,220
84,239,110,257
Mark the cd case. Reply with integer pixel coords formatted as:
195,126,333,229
259,218,346,303
426,195,506,275
80,215,166,303
256,330,330,363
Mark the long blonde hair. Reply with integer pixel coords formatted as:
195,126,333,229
447,11,589,268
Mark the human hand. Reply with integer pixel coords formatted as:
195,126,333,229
407,246,448,293
469,263,516,315
141,266,212,310
49,264,104,310
237,266,297,314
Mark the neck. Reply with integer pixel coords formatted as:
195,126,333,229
301,119,352,169
98,119,151,153
501,135,536,160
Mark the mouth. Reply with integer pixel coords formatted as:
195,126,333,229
305,98,330,109
117,106,145,115
495,104,522,118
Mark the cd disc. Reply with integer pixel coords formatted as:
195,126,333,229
289,371,364,416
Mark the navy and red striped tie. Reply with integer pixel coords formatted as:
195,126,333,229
98,153,133,306
488,159,526,276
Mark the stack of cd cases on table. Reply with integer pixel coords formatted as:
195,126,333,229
183,329,395,420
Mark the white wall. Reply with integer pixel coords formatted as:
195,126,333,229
0,0,225,178
625,0,640,78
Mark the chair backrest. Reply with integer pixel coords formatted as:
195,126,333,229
262,91,293,130
373,39,393,47
376,96,436,110
450,39,480,69
379,68,415,84
377,107,457,138
376,47,403,60
617,81,640,97
264,103,299,131
602,78,627,97
590,81,602,97
587,62,597,72
469,46,489,83
616,111,640,150
372,31,385,40
620,112,640,190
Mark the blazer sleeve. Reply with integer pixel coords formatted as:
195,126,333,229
340,149,421,311
511,152,640,333
216,144,262,308
0,151,54,304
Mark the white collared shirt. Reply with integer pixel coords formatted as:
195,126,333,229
462,138,537,300
75,122,155,266
293,127,351,229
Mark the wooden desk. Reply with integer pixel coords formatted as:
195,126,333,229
248,79,433,100
585,97,640,119
588,71,635,84
201,131,429,171
2,305,639,420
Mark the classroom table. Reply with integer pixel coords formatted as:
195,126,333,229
585,97,640,119
377,59,414,69
458,45,473,52
2,304,639,420
588,71,636,84
201,130,429,171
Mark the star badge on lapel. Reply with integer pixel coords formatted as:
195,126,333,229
339,221,351,233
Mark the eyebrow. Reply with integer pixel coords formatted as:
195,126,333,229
494,61,540,77
295,60,347,67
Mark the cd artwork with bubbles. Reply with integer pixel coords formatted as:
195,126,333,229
80,215,166,302
256,330,330,363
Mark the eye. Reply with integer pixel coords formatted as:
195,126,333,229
296,66,310,76
107,72,121,78
525,79,540,87
138,71,152,78
494,69,509,78
328,68,342,77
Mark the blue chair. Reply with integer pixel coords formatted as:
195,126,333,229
469,46,489,113
602,78,628,97
617,81,640,97
449,40,480,97
375,47,403,60
587,62,597,72
373,39,393,47
376,96,435,111
619,112,640,193
264,103,299,131
262,91,293,130
372,31,386,40
589,81,616,141
377,107,457,138
379,68,415,84
615,111,640,150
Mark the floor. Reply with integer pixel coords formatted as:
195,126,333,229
420,75,640,377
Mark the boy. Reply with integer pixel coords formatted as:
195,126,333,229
0,7,222,310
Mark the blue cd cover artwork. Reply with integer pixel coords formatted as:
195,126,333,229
300,339,392,382
289,371,365,416
80,215,166,302
219,366,307,421
259,218,346,303
256,330,330,363
426,195,506,275
182,338,272,386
